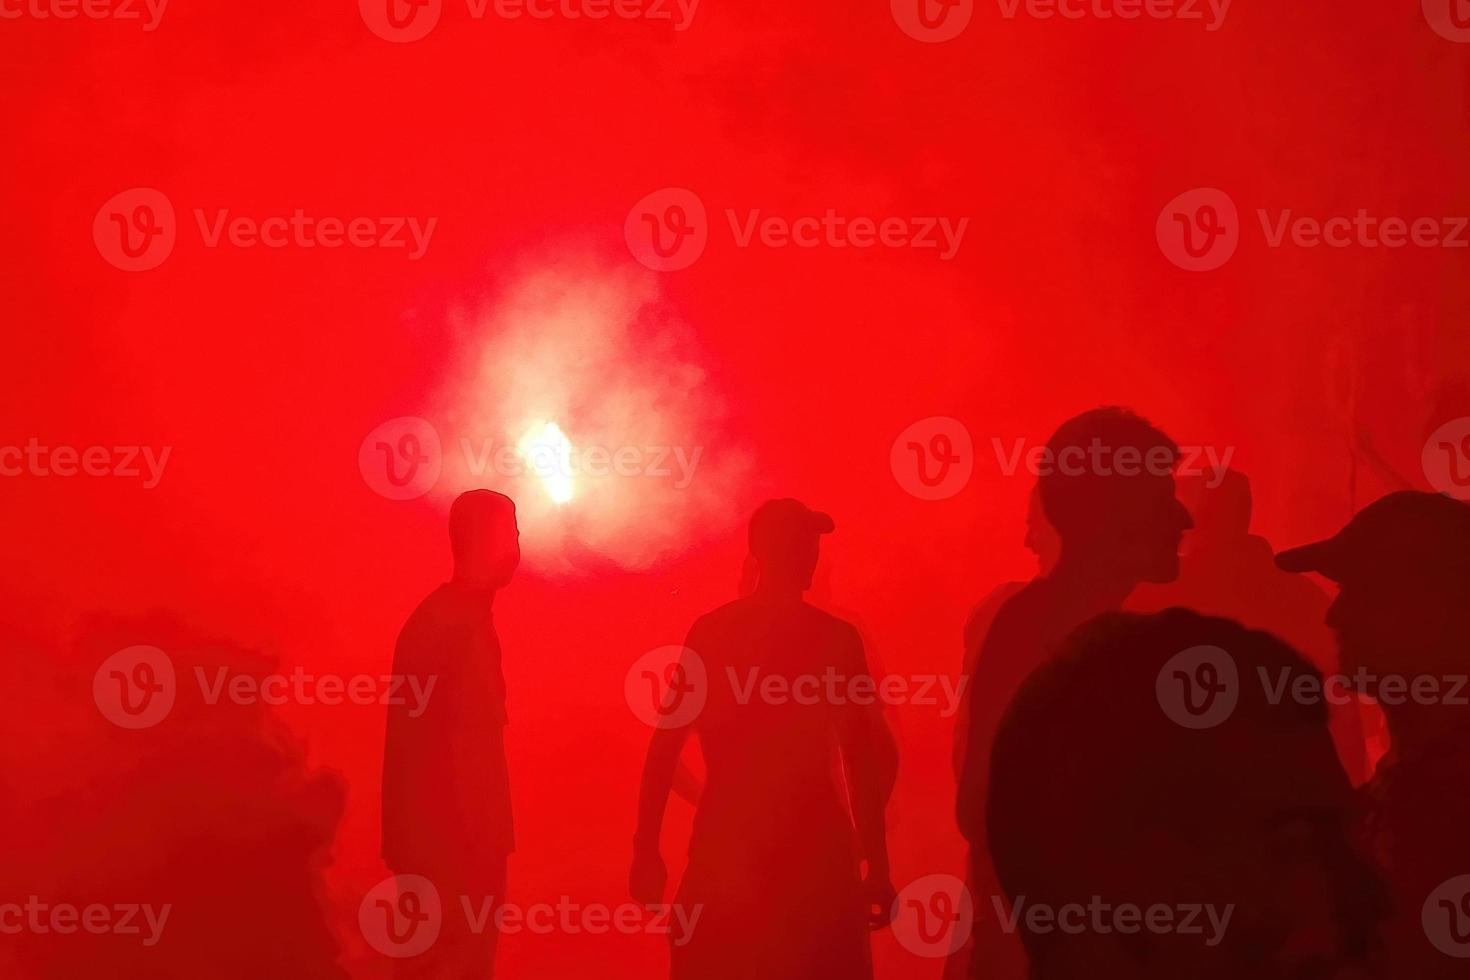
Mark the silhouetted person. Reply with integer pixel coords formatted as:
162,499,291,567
1277,491,1470,977
945,486,1060,980
956,407,1192,979
1131,470,1376,783
631,499,898,980
989,609,1386,979
953,485,1061,779
381,489,520,978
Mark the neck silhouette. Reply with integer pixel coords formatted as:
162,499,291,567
1047,546,1139,610
752,572,806,604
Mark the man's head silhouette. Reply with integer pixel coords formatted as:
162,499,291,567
988,609,1385,979
747,498,834,594
1277,491,1470,688
1038,407,1192,585
449,490,520,589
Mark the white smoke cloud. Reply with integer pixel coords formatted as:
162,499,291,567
432,250,750,571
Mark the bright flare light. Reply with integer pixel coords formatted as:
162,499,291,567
518,421,575,505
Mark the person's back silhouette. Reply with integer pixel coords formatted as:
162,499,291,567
631,499,898,980
988,609,1386,979
1277,491,1470,977
381,489,520,978
955,407,1192,980
944,485,1060,980
1130,469,1376,783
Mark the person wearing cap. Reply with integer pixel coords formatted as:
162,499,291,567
1277,491,1470,978
381,489,521,978
956,407,1193,980
631,499,899,980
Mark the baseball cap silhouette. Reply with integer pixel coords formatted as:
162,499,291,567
748,498,835,559
1275,491,1470,583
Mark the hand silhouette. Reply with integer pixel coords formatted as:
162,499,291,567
630,848,668,907
863,871,898,930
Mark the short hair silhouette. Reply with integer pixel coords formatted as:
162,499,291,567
448,489,519,586
449,489,516,555
1038,407,1180,538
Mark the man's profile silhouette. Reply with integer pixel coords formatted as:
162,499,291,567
1277,491,1470,977
955,406,1192,979
988,609,1386,979
631,499,898,980
381,489,520,978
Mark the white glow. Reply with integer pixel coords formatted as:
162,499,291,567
518,420,575,505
